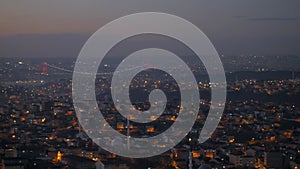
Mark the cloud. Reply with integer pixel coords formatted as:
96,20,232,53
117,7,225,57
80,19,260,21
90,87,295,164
245,17,299,21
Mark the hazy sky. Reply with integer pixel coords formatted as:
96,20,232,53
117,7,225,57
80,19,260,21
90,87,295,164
0,0,299,57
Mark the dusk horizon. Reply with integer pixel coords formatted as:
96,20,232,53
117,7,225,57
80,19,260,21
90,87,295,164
0,1,300,169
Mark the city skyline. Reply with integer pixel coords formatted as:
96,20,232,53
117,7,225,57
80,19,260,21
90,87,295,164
0,1,300,168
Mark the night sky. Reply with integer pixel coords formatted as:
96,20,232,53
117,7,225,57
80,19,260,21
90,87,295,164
0,0,299,57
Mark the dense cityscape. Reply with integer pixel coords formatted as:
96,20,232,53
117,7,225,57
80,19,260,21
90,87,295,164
0,57,299,169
